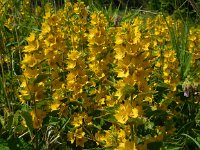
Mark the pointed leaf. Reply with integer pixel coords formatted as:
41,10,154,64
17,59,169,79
7,114,14,131
15,125,27,135
0,115,5,127
182,133,200,149
13,112,19,126
21,111,33,134
33,74,50,84
0,139,9,150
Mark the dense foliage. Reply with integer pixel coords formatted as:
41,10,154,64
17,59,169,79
0,0,200,149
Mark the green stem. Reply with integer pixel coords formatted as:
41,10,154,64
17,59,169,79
0,31,11,112
130,123,134,141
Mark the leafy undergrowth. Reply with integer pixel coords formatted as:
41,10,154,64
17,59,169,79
0,1,199,149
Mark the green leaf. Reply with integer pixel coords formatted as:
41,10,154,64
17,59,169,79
0,144,10,150
48,116,59,126
104,106,117,114
103,114,117,123
128,117,147,125
7,136,32,150
15,125,27,135
195,110,200,124
19,39,26,46
181,133,200,149
7,114,14,131
145,121,154,130
13,112,19,126
183,52,193,78
17,138,32,150
147,141,163,150
21,111,33,135
100,118,105,126
35,99,49,108
3,26,12,35
6,42,18,47
0,138,10,150
33,74,50,84
0,76,6,99
0,115,5,127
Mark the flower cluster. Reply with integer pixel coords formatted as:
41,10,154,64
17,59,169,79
17,1,200,149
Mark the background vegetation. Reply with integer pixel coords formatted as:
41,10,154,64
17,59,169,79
0,0,200,149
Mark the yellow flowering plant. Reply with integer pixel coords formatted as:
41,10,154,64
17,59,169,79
0,1,199,149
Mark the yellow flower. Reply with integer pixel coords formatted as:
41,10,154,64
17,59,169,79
50,101,61,111
118,129,126,143
21,119,27,128
24,32,40,53
75,127,87,147
71,113,83,127
138,81,149,92
23,68,39,78
44,3,52,18
48,14,60,26
115,34,124,45
163,69,170,77
41,22,51,35
118,140,137,150
22,54,38,67
129,108,138,118
104,95,116,107
67,72,77,81
104,130,113,147
44,34,56,47
68,50,81,61
67,131,75,144
76,136,87,148
155,61,161,67
131,67,147,82
116,65,129,78
115,46,125,60
52,82,64,93
35,6,42,16
189,34,196,41
26,33,35,43
67,60,76,69
115,102,132,124
23,40,39,53
115,80,125,100
95,131,105,145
